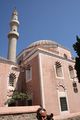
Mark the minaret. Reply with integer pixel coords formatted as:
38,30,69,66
7,8,19,62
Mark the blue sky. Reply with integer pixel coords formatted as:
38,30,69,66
0,0,80,58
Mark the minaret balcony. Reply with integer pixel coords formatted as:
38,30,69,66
8,31,19,39
10,20,19,26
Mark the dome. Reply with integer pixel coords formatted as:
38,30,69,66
28,40,58,48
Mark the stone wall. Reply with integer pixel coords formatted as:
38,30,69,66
0,106,80,120
0,106,39,120
0,112,80,120
60,116,80,120
54,112,80,120
0,113,37,120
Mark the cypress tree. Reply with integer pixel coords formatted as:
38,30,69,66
73,36,80,82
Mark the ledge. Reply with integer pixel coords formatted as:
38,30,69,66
0,106,40,115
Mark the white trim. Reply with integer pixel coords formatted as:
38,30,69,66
38,53,45,108
24,51,39,65
23,48,39,61
18,48,74,66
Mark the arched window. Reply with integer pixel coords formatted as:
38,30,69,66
69,66,74,79
55,62,63,77
9,73,16,86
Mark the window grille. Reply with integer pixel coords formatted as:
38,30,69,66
60,97,68,111
9,73,16,86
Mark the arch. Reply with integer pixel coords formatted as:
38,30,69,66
57,84,66,92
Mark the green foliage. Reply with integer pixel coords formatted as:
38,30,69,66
73,36,80,82
75,57,80,82
5,90,30,105
12,91,28,100
73,36,80,57
5,98,15,104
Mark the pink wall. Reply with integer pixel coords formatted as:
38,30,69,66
0,106,40,115
39,52,80,115
0,62,10,106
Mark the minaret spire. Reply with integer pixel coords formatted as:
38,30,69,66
7,8,19,62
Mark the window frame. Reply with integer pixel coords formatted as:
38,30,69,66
57,91,69,114
25,66,32,82
60,97,68,111
68,65,75,80
54,61,64,79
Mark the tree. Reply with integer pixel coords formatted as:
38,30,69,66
73,35,80,82
5,90,32,106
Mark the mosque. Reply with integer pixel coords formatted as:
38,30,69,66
0,9,80,116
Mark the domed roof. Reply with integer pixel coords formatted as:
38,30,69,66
28,40,58,48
